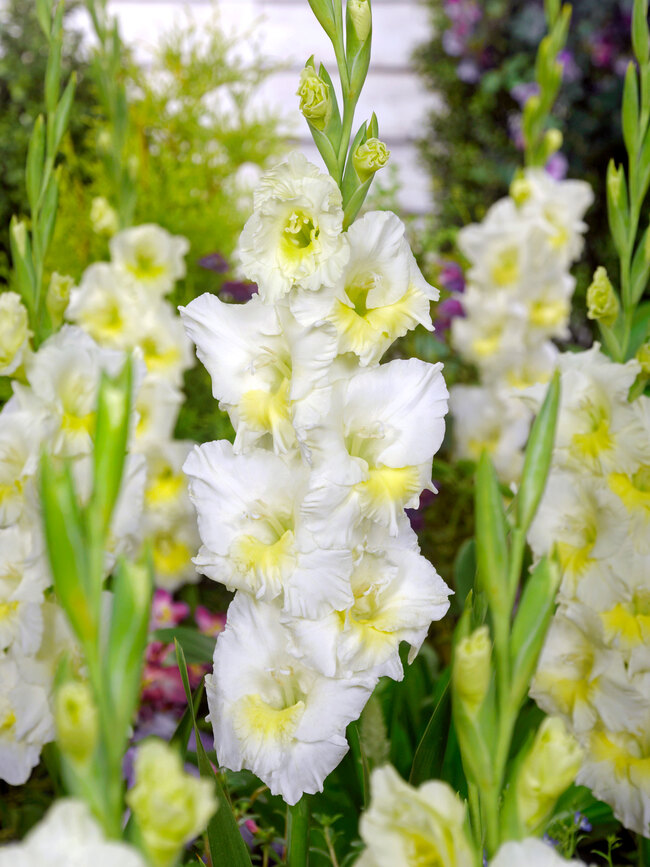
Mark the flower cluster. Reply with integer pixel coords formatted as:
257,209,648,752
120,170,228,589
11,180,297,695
181,152,452,804
528,346,650,835
0,322,145,785
449,168,593,484
66,223,199,591
357,765,590,866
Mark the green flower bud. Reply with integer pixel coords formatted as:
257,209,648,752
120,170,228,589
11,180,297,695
542,128,563,159
353,137,390,182
510,171,532,206
0,292,30,376
46,272,74,326
127,739,217,867
55,681,98,764
348,0,371,42
297,66,332,132
636,341,650,375
452,625,491,715
586,266,620,327
90,196,119,237
515,717,583,832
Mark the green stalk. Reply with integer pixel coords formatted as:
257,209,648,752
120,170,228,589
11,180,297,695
287,797,311,867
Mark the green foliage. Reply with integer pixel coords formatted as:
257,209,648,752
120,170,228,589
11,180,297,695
414,0,632,288
0,0,93,282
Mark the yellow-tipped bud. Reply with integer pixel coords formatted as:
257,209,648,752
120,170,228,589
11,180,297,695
0,292,30,376
126,739,217,867
510,171,532,206
636,341,650,375
297,67,332,132
55,681,98,764
452,625,492,714
543,128,563,158
353,137,390,182
516,717,583,832
348,0,371,42
46,272,74,326
90,196,119,237
586,266,620,327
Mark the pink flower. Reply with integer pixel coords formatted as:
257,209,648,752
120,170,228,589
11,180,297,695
150,589,190,630
195,606,227,638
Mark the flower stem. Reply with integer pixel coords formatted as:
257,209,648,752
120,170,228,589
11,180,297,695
287,796,311,867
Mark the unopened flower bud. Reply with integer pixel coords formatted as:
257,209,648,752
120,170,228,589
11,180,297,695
0,292,31,376
453,625,491,714
587,266,619,327
348,0,371,42
515,717,583,832
127,739,217,867
297,67,332,132
90,196,119,237
510,170,531,206
46,272,74,326
636,341,650,375
353,137,390,182
543,128,563,158
55,681,98,764
607,162,624,205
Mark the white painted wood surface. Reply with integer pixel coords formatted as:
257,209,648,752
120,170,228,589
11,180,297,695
70,0,437,213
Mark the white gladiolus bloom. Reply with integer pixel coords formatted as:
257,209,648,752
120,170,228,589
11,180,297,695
491,837,593,866
206,593,374,805
143,440,195,529
577,728,650,837
180,293,338,454
0,291,31,376
528,470,629,595
356,765,475,867
303,358,448,541
0,798,147,866
0,656,53,785
238,152,349,302
134,376,184,445
0,526,46,655
110,223,189,297
449,385,531,485
519,168,594,267
291,211,439,366
0,410,44,528
10,326,126,458
185,441,354,618
135,302,193,388
66,262,145,349
285,545,451,679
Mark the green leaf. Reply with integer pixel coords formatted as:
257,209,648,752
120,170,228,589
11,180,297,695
606,160,630,257
307,0,336,39
50,73,77,155
453,539,477,606
34,170,60,265
622,62,640,156
26,116,46,215
630,224,650,304
409,668,452,785
632,0,650,65
9,217,36,311
474,452,509,604
629,300,650,356
341,120,368,207
509,556,560,709
174,642,253,867
40,456,95,647
342,176,372,229
170,681,205,759
347,721,370,809
154,626,216,664
105,557,153,749
44,31,62,117
516,370,560,534
36,0,52,39
90,358,133,534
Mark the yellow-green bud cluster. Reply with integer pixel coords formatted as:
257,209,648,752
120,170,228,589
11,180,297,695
453,625,492,715
297,67,332,132
55,681,98,765
586,266,619,327
353,137,390,181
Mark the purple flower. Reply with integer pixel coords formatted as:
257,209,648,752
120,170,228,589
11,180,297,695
545,151,569,181
198,251,230,273
442,0,482,57
220,281,258,304
574,811,592,833
150,589,190,630
558,49,581,83
438,259,466,294
457,59,481,83
590,32,616,69
435,297,465,334
406,488,438,532
507,113,525,151
510,81,540,108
